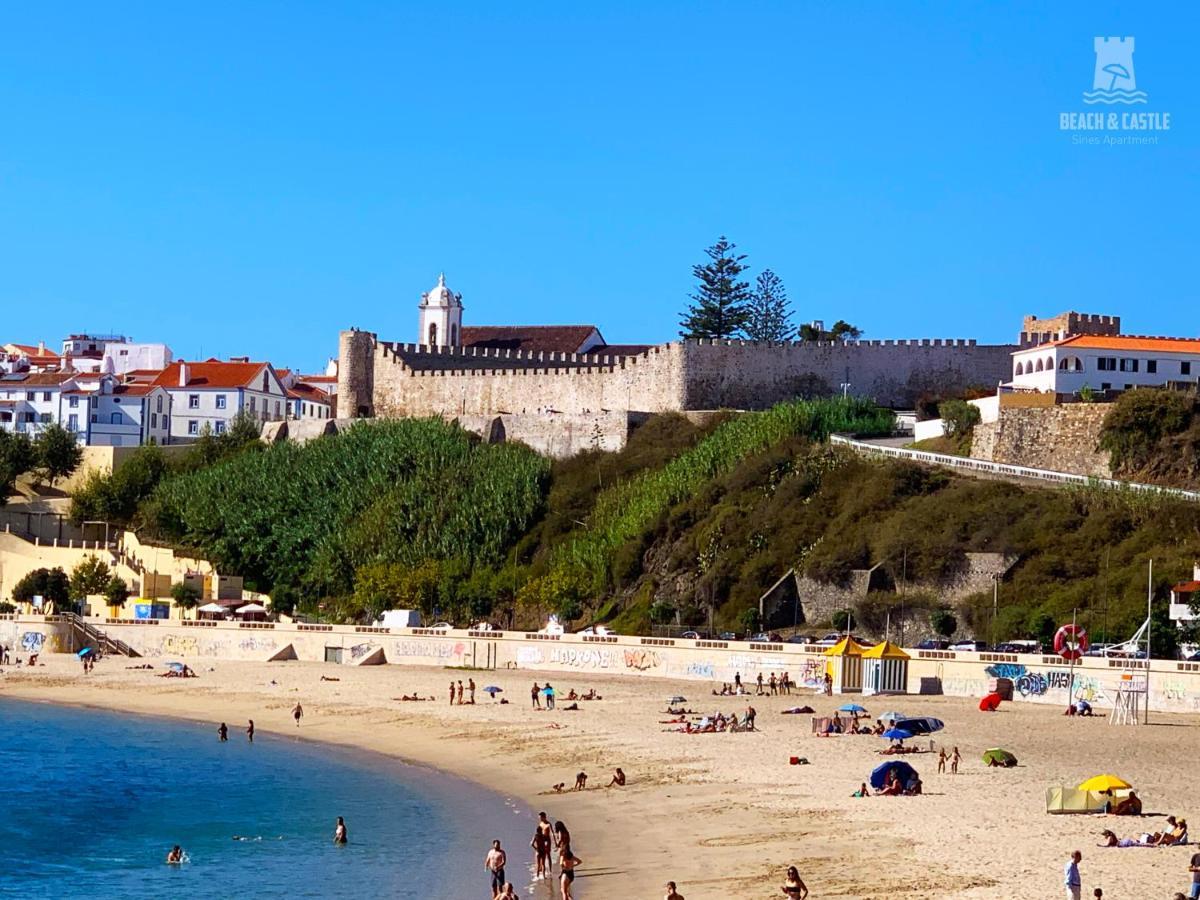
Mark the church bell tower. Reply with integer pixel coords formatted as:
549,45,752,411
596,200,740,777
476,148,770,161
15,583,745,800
417,272,463,348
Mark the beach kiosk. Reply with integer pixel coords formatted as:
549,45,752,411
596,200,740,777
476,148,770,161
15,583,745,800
861,640,910,696
823,637,865,694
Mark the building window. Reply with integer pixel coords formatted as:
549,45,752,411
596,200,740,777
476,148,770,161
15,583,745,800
249,397,256,412
156,395,163,413
215,421,226,435
67,414,79,432
42,392,51,402
1146,360,1157,374
216,394,227,409
90,414,97,423
111,412,121,425
38,413,51,424
262,372,269,391
25,391,35,400
119,349,128,356
1119,358,1139,372
188,420,199,435
151,413,158,428
274,400,281,418
188,394,200,409
1097,357,1116,372
1184,362,1193,376
69,396,79,408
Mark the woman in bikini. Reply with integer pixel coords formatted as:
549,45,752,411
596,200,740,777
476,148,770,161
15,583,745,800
559,841,582,900
781,865,809,898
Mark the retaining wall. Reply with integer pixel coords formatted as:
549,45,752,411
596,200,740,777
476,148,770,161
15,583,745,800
6,615,1199,715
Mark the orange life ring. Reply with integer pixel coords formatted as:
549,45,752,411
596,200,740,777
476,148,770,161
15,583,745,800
1054,624,1089,660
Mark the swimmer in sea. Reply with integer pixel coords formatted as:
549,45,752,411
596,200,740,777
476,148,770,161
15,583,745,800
166,845,184,864
334,816,348,844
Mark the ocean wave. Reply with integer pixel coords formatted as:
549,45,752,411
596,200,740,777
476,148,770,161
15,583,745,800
1082,90,1149,106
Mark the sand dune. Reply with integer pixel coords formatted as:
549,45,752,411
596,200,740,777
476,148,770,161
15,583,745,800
3,655,1197,898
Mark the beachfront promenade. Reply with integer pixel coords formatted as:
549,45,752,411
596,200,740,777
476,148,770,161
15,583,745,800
2,613,1192,714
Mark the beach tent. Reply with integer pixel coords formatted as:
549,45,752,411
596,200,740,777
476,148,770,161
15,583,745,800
862,641,910,695
197,602,226,621
870,760,918,791
982,748,1018,767
1045,786,1115,814
979,692,1003,712
894,717,943,735
823,637,865,694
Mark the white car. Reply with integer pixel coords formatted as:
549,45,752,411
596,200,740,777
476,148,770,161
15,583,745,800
429,622,453,631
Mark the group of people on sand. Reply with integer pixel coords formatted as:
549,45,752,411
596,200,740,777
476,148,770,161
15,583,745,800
552,767,625,792
663,706,756,734
1100,813,1189,848
660,865,808,899
449,678,476,705
506,812,580,899
872,770,923,796
936,747,962,774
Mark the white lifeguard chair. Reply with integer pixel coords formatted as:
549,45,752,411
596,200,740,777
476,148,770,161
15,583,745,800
1110,673,1145,726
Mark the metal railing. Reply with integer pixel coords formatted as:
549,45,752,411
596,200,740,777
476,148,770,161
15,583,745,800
60,611,141,658
830,435,1200,502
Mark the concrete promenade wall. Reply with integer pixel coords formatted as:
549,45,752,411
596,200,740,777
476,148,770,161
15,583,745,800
7,615,1200,715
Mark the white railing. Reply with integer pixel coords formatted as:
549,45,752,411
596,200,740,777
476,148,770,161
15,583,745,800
830,435,1200,502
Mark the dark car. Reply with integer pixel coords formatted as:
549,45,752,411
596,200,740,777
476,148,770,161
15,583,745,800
718,631,739,641
949,640,987,652
786,634,814,644
916,638,950,650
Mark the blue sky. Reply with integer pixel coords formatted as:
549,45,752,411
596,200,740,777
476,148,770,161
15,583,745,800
1,3,1195,372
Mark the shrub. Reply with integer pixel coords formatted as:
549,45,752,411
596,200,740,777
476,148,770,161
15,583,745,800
1099,389,1195,473
930,608,957,638
940,399,981,438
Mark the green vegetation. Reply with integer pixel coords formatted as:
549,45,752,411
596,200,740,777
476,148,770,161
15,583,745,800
1099,388,1200,486
0,431,37,504
170,582,201,611
36,424,83,487
69,555,112,599
12,567,69,607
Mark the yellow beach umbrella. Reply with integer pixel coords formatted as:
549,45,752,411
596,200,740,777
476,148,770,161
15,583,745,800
1078,774,1132,792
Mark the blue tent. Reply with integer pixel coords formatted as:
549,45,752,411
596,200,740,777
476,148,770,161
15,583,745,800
895,717,944,735
870,760,917,791
882,727,913,741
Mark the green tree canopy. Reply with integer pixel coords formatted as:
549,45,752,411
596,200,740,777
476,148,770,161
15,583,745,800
930,608,958,638
170,582,202,609
744,269,794,342
104,574,131,609
679,236,751,339
0,431,37,504
69,555,112,598
36,423,83,487
940,399,982,437
12,567,70,606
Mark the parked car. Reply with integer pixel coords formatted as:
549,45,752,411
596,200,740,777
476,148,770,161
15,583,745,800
718,631,739,641
749,631,783,643
429,622,453,631
916,638,950,650
992,640,1043,654
949,640,986,652
681,630,702,639
577,625,616,636
786,634,814,644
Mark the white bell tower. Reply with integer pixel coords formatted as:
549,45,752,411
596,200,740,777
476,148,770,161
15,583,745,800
417,272,463,348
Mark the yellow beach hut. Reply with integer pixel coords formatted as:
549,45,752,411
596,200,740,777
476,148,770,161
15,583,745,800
862,640,911,696
823,637,865,694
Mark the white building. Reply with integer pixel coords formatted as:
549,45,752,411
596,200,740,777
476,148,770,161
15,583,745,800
1010,335,1200,395
286,382,332,420
152,359,287,441
417,273,464,348
0,372,170,446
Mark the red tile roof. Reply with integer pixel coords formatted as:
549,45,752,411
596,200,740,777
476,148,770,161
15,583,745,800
13,372,75,386
8,344,60,359
300,374,337,383
153,361,271,390
1041,335,1200,354
460,325,600,354
1172,581,1200,594
287,383,330,402
113,384,158,397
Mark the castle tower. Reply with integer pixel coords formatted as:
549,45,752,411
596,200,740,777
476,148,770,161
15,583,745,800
417,273,463,348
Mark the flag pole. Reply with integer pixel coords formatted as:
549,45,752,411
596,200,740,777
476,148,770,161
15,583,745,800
1145,559,1153,725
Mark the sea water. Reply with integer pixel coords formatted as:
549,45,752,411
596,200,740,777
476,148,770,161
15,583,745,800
0,698,530,898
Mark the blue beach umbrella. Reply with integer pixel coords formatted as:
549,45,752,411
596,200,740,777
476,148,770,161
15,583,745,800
870,760,917,791
838,703,867,714
483,686,502,695
882,728,914,741
880,711,905,721
166,662,185,672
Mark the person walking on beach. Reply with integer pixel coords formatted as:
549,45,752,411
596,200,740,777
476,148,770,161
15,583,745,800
456,680,464,705
664,881,685,899
823,672,833,695
937,747,947,774
950,746,961,774
468,678,476,704
532,682,542,709
1064,850,1082,900
217,722,228,742
734,672,742,692
333,816,347,844
484,839,507,898
535,812,554,876
559,842,582,900
531,820,550,880
292,703,303,727
246,719,255,743
782,865,809,898
545,683,555,710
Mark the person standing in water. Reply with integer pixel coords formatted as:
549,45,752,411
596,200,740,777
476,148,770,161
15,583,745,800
333,816,347,844
217,722,228,742
532,812,553,879
484,839,507,898
559,841,582,900
166,845,184,864
246,719,255,743
292,703,303,727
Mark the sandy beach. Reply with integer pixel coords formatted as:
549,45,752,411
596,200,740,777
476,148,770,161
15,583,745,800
3,654,1197,899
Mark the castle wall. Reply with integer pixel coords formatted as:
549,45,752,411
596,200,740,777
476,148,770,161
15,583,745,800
679,339,1015,410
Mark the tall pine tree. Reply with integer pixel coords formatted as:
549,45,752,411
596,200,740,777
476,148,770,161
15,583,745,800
744,269,794,341
679,236,751,339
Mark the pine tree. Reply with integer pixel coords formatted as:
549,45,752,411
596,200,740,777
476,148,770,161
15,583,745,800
679,237,752,339
744,269,794,342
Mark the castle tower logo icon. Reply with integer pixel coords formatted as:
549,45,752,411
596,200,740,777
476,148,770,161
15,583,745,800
1084,37,1148,104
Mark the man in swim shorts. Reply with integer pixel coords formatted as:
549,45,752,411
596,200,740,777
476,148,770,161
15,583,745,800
485,839,507,898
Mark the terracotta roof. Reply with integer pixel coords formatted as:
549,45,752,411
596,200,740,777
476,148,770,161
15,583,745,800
274,368,292,379
300,374,337,383
1173,581,1200,594
1032,334,1200,354
460,325,600,355
153,361,270,390
113,384,158,397
8,344,59,358
287,383,330,402
13,372,75,386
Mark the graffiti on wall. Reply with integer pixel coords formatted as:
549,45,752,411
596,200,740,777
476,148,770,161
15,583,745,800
239,636,278,653
393,639,465,661
727,654,786,673
550,647,616,669
516,647,544,665
685,661,715,678
161,634,199,657
984,663,1026,681
797,659,825,689
20,632,45,653
350,642,375,660
623,649,661,671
